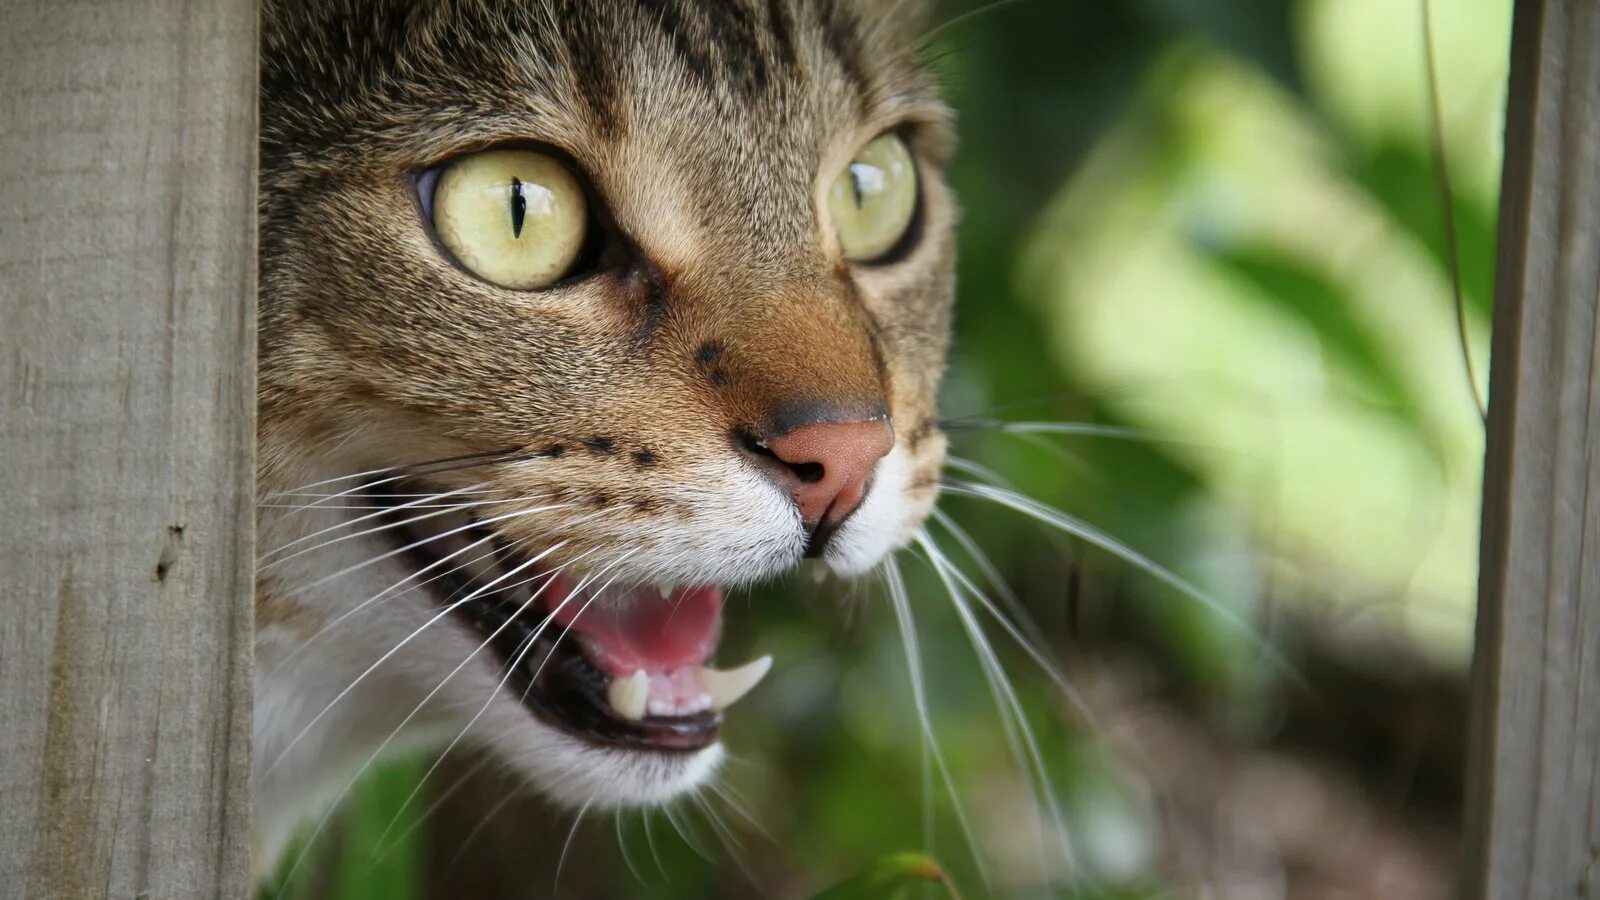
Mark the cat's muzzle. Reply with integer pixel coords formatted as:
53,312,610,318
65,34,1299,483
368,483,770,753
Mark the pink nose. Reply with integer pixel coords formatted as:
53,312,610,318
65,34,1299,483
763,419,895,526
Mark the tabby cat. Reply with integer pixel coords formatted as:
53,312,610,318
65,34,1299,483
256,0,956,872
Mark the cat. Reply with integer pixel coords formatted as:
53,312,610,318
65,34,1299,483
255,0,956,875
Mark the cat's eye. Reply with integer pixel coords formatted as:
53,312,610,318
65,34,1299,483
827,133,918,262
430,149,588,290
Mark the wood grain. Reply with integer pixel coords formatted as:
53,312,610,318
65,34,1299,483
0,1,256,896
1463,0,1600,896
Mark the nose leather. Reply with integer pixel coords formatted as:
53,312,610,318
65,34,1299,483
764,419,895,526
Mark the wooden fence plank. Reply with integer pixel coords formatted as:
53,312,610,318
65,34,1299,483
1463,0,1600,896
0,1,257,896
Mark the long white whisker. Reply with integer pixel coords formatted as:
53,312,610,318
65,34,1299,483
554,794,597,892
708,778,769,842
616,810,647,885
439,788,519,876
929,507,1040,646
916,531,1079,875
642,808,667,877
258,447,518,504
964,421,1152,441
262,540,573,779
259,485,499,566
258,462,412,503
940,454,1017,490
692,790,755,883
267,546,602,887
926,509,1098,723
269,506,623,683
277,501,574,600
365,752,496,867
272,488,499,501
941,479,1302,685
259,500,494,510
385,552,638,834
663,801,714,862
260,532,505,682
880,556,992,889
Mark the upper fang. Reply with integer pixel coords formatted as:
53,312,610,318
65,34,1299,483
696,656,773,712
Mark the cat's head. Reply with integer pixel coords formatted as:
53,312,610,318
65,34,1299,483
256,0,952,826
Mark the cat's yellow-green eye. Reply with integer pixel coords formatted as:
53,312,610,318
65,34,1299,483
431,149,587,290
827,133,918,262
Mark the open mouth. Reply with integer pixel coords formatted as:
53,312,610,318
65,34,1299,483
368,483,771,753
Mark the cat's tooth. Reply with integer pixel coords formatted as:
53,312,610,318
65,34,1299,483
654,581,676,598
697,656,773,712
606,670,649,721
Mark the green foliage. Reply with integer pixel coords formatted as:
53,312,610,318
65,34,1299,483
809,853,960,900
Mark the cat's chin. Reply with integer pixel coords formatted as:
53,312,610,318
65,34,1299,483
500,730,727,812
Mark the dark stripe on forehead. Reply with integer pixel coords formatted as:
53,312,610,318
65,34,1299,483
765,0,799,69
636,0,713,85
551,4,624,134
819,0,869,99
635,0,815,99
705,1,769,94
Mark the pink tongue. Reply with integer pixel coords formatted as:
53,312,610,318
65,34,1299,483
542,576,722,677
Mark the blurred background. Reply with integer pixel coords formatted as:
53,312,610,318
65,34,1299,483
264,0,1510,896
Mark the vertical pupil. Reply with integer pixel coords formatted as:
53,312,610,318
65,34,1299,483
509,176,527,238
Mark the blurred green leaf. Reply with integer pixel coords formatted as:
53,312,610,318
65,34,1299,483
1135,0,1303,93
1349,138,1497,320
810,853,961,900
330,759,423,900
1208,245,1428,432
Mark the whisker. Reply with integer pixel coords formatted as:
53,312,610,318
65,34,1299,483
364,752,495,868
663,801,715,863
261,540,575,779
258,446,519,503
259,531,503,682
917,0,1033,47
940,454,1017,491
439,788,519,877
915,531,1079,875
267,546,610,888
275,500,574,600
692,791,756,884
269,504,624,682
928,508,1041,650
880,556,992,890
258,484,487,564
708,778,769,843
271,488,499,501
259,500,494,510
925,509,1098,723
941,479,1304,687
616,810,647,885
554,793,597,893
367,551,635,845
939,418,1153,442
642,808,668,878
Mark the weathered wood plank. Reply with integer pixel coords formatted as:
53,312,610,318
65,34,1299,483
0,1,256,896
1463,0,1600,896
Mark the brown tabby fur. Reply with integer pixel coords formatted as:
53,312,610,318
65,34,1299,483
256,0,955,860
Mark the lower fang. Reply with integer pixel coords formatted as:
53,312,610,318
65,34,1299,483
607,670,649,721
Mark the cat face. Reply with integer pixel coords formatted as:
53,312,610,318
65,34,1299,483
255,0,952,856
